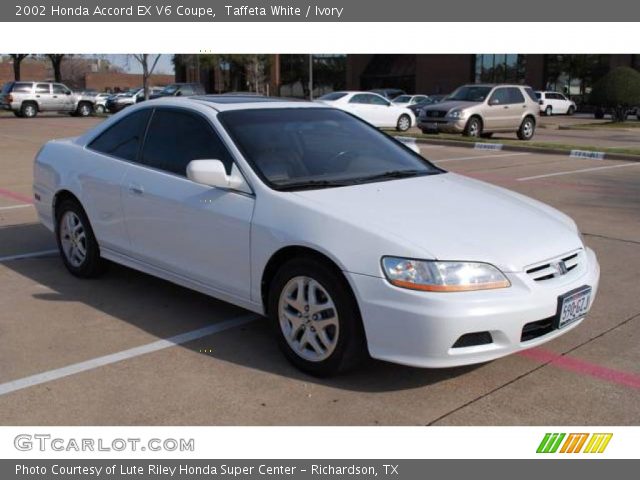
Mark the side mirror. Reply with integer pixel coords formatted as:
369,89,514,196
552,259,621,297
66,91,72,95
186,159,251,194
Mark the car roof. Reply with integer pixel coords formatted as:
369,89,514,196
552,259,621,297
150,95,326,112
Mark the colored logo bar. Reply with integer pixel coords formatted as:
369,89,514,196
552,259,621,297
537,433,612,454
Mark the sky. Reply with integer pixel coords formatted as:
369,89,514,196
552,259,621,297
101,54,175,74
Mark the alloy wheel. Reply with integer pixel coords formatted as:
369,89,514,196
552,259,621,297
278,276,339,362
59,211,87,267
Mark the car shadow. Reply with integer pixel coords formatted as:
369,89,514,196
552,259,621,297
2,222,480,393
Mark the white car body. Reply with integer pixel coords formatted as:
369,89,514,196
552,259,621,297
316,91,416,130
536,91,577,115
33,96,599,369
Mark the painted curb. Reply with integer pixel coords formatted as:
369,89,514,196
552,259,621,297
394,136,640,163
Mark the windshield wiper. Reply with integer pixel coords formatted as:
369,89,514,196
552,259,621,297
275,179,355,191
357,169,427,183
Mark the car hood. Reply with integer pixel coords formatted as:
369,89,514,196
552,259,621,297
292,173,582,272
422,100,480,112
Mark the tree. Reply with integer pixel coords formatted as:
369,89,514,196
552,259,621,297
46,54,66,82
9,54,29,81
131,54,162,100
590,67,640,122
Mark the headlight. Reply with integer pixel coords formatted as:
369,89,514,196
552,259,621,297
381,257,510,292
448,110,465,119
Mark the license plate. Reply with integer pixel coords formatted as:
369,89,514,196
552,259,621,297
557,286,592,329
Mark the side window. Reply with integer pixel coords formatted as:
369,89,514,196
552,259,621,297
180,86,194,95
368,94,390,106
141,109,234,176
525,88,538,102
11,82,33,93
88,109,152,161
489,88,510,105
349,94,368,104
52,84,70,95
507,87,525,104
35,84,50,94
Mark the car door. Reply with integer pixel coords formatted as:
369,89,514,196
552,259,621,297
346,94,378,125
83,109,154,253
556,93,570,113
485,87,511,130
120,107,254,300
506,87,527,127
51,84,73,111
34,83,54,111
367,93,395,126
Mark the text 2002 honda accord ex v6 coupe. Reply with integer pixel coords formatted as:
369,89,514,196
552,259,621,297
33,95,600,376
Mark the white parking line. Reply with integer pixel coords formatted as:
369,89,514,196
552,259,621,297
517,163,640,181
0,204,32,211
434,152,531,163
0,249,58,262
0,313,259,397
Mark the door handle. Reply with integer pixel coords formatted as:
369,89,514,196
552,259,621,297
36,95,40,98
503,105,509,109
53,95,58,98
128,183,144,195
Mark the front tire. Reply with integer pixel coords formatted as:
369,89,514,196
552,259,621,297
76,102,93,117
517,116,536,140
463,116,482,137
396,114,411,132
55,199,106,278
268,257,366,376
545,106,552,116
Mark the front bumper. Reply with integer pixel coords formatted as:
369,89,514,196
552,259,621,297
418,117,467,133
346,247,600,368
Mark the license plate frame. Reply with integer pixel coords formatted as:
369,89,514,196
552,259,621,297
555,285,592,330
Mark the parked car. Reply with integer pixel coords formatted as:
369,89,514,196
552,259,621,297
391,94,431,107
93,93,111,114
150,83,205,99
316,91,416,131
418,84,540,140
406,95,447,117
0,81,95,118
105,87,165,113
33,95,599,375
369,88,406,99
536,91,577,116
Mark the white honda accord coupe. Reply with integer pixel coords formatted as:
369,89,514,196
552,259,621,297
33,95,600,376
315,91,416,132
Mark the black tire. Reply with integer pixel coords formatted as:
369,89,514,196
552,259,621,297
463,116,482,137
595,109,605,119
95,104,105,114
268,256,366,376
20,102,38,118
396,114,411,132
567,106,575,115
517,116,536,140
55,198,106,278
76,102,93,117
13,111,23,118
480,132,493,139
545,105,552,116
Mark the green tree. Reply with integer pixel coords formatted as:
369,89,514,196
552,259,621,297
590,67,640,122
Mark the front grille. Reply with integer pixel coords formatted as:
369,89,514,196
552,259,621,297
452,331,493,348
521,316,555,342
424,110,448,118
525,251,580,282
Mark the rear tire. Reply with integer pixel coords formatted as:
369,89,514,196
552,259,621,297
463,116,482,137
76,102,93,117
517,116,536,140
396,114,411,132
20,102,38,118
55,198,106,278
268,257,366,376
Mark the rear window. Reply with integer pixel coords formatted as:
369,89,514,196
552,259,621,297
526,88,539,102
10,82,33,93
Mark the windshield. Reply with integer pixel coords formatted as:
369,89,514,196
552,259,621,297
161,85,179,95
218,108,441,190
318,92,347,101
393,95,412,103
447,86,492,102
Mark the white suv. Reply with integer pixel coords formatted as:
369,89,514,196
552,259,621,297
536,91,576,116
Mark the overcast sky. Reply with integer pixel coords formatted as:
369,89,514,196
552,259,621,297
102,54,175,74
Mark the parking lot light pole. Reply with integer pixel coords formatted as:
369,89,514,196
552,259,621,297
309,54,314,101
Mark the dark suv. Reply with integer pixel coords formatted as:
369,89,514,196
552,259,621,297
150,83,205,99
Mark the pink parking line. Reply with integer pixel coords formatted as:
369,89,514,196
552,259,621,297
0,187,32,204
519,347,640,390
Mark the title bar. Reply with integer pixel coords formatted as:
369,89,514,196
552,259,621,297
5,0,640,22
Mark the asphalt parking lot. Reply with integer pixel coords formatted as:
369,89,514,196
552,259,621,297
1,115,639,425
